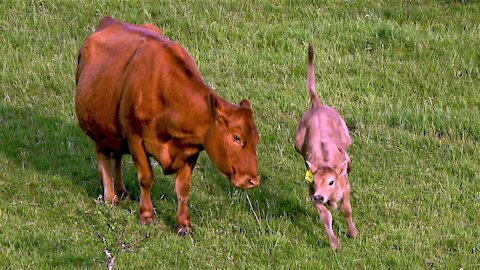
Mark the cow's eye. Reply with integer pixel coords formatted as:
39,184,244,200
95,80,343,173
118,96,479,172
233,135,241,144
328,180,335,186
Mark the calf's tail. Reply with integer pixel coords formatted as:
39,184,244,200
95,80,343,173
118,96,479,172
306,44,321,107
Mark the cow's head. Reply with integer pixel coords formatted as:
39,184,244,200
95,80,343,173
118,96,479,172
204,94,260,189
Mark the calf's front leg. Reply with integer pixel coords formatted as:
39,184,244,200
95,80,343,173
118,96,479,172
340,182,358,238
316,203,340,251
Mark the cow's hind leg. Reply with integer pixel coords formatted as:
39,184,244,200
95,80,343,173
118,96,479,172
175,154,199,236
128,136,155,224
96,151,118,204
111,153,129,201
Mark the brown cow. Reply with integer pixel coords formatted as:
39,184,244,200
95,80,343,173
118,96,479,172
75,17,260,235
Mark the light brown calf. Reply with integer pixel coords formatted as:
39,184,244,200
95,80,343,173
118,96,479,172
294,45,358,251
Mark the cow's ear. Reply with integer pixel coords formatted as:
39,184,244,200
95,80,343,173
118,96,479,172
207,93,221,117
306,161,317,173
240,99,251,109
216,115,228,127
207,93,228,126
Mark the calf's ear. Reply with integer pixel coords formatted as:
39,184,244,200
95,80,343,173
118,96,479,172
240,99,251,109
306,161,317,173
336,157,350,176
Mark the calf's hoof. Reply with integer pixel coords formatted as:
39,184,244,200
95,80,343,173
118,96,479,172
347,228,359,238
177,226,192,237
330,239,340,251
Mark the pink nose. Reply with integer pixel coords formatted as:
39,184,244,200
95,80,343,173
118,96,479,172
248,175,260,188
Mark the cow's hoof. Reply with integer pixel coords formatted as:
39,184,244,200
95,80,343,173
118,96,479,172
139,215,156,225
177,226,191,237
103,194,117,205
104,199,116,205
116,190,130,202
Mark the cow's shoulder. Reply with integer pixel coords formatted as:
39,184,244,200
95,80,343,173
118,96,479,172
95,16,163,36
96,16,117,31
139,23,163,36
87,17,165,47
80,18,167,61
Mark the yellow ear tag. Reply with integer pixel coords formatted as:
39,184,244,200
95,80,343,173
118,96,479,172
305,170,314,183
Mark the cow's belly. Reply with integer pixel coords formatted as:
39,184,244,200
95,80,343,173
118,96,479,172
80,122,126,153
76,95,125,153
143,136,201,175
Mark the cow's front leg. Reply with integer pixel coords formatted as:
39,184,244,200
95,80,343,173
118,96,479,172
128,136,155,224
175,154,199,236
316,203,340,251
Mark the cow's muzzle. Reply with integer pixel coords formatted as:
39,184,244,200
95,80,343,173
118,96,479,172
232,174,260,189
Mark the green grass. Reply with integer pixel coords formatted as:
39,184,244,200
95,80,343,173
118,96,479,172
1,0,479,269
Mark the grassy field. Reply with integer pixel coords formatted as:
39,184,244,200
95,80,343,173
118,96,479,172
1,0,479,269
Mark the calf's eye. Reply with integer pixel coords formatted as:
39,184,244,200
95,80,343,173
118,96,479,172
233,135,241,143
329,180,335,186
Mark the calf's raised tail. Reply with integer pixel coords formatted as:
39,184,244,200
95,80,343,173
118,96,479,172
307,44,321,108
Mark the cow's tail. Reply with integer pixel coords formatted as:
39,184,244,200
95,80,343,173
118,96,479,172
306,44,321,108
75,49,83,86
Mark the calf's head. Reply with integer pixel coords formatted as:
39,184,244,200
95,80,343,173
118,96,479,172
307,161,347,204
204,94,260,189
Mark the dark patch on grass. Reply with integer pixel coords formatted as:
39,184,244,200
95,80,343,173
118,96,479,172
385,109,480,141
0,105,189,231
49,254,93,268
0,105,96,193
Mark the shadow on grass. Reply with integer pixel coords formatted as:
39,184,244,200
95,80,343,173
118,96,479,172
0,105,320,241
0,105,177,228
0,105,93,184
200,163,325,246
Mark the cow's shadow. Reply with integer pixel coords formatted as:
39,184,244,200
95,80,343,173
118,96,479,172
0,105,175,226
0,105,93,183
0,105,319,242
